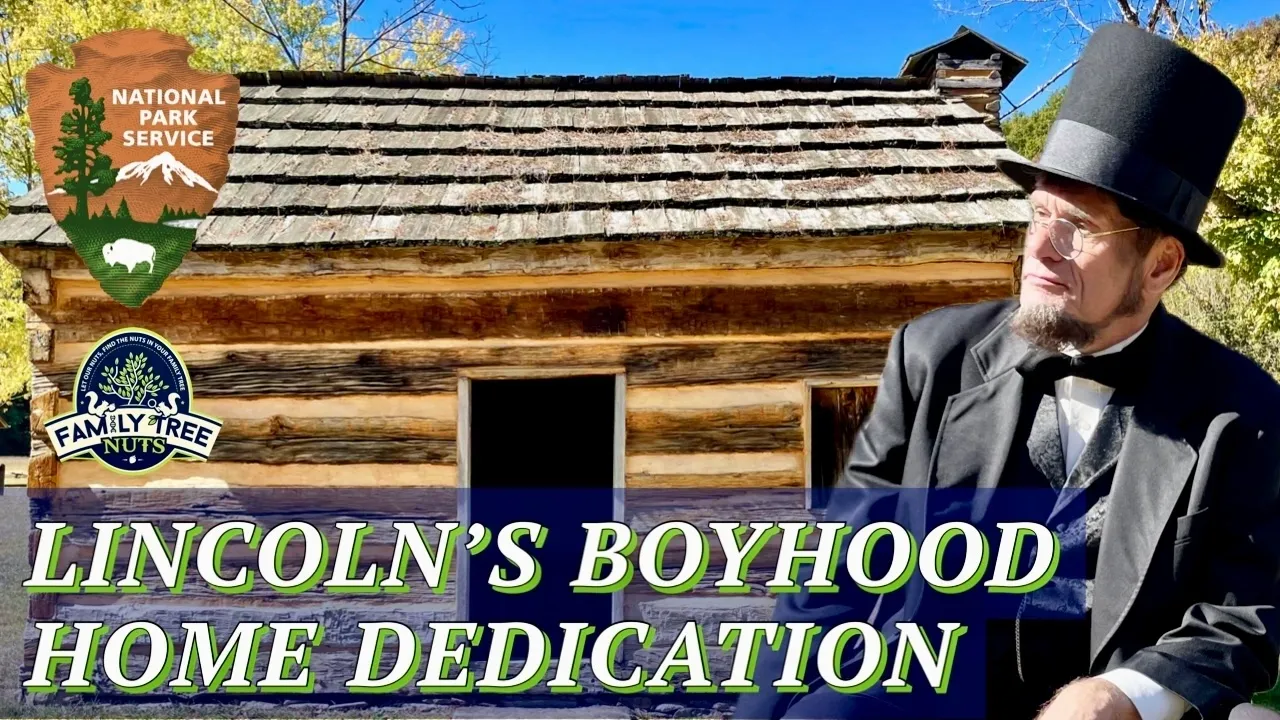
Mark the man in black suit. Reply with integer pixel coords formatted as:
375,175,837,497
738,24,1280,720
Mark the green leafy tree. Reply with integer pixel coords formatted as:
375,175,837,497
0,261,25,405
1002,89,1064,161
116,198,131,221
1183,18,1280,331
52,77,115,219
97,204,112,220
98,352,169,405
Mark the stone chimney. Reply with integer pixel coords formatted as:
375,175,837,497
900,26,1027,128
935,52,1005,125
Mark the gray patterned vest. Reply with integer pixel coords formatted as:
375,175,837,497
988,389,1131,705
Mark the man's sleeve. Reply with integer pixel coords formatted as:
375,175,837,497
1115,417,1280,719
735,322,919,720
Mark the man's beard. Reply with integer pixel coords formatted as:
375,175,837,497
1011,263,1145,351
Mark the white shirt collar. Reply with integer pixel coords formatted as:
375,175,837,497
1062,323,1149,359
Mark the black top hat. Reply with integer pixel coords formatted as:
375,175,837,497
996,23,1246,267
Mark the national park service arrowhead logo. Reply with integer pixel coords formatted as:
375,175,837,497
27,29,238,307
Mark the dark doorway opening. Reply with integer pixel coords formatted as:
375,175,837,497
809,385,878,510
466,375,617,659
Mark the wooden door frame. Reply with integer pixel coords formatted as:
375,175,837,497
803,376,880,511
456,367,627,624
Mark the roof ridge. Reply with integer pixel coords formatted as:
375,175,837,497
236,71,932,92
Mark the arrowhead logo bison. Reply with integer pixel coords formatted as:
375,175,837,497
26,30,238,307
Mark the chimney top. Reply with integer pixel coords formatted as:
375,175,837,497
900,25,1028,88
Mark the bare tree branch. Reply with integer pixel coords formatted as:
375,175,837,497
1060,0,1096,35
1161,0,1186,38
1114,0,1141,25
217,0,301,69
468,24,499,74
1145,0,1165,31
348,0,447,69
1001,58,1079,119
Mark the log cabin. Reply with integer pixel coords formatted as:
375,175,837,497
0,27,1031,693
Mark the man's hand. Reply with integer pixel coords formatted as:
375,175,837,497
1035,678,1142,720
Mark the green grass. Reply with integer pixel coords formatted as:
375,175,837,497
61,216,196,308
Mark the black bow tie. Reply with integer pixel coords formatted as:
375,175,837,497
1019,352,1134,389
1016,326,1155,390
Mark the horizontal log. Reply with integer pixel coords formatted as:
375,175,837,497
59,462,458,488
625,452,801,476
45,277,1011,345
212,416,457,464
210,437,456,464
624,471,803,489
626,382,803,410
45,334,893,397
5,230,1022,279
221,416,455,440
42,398,461,465
54,261,1012,301
58,395,458,421
627,404,802,454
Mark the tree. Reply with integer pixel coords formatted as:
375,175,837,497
1185,18,1280,330
937,0,1217,46
0,260,25,404
116,198,131,221
98,353,169,405
1002,88,1065,160
938,0,1219,117
216,0,485,72
52,77,115,219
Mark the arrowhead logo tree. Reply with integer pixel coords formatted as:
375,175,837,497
27,30,238,307
55,78,118,220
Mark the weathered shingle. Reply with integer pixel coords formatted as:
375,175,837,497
0,72,1028,250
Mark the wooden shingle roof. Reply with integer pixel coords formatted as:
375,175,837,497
1,73,1027,249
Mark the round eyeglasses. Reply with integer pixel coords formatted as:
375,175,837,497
1028,216,1140,260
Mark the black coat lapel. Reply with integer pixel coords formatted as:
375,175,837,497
899,310,1033,623
1090,309,1199,666
930,313,1036,491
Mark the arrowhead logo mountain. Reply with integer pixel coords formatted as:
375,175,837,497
26,30,239,307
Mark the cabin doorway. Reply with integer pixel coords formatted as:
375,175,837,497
807,382,879,510
460,373,622,657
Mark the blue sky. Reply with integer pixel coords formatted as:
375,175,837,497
438,0,1276,114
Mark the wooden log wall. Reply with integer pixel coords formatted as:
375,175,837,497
5,227,1018,691
6,228,1019,493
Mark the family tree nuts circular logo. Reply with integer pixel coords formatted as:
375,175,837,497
26,29,239,308
44,328,222,475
